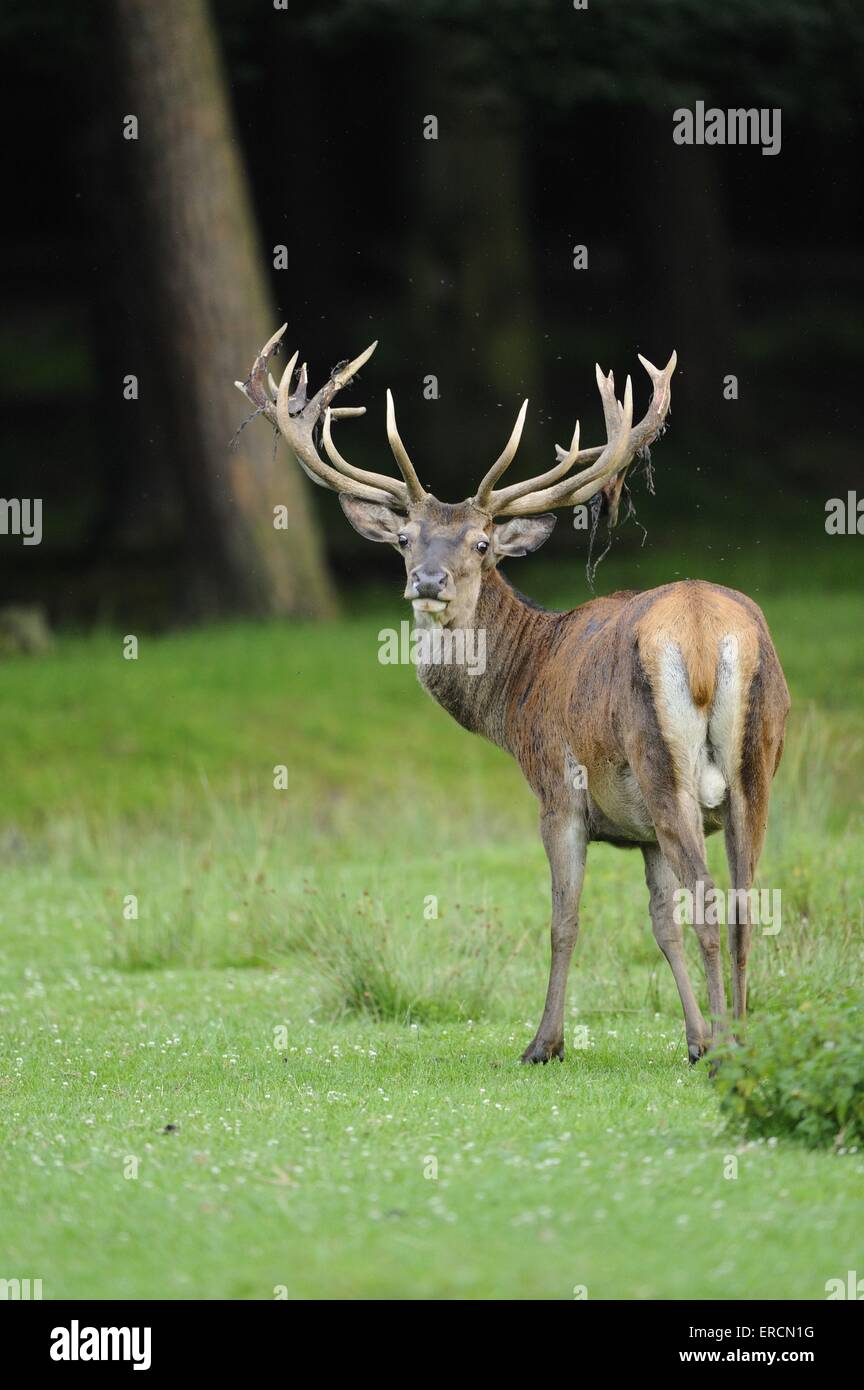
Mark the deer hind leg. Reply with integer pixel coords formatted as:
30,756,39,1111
521,809,587,1064
631,726,729,1053
642,844,710,1063
631,644,729,1052
716,648,783,1032
724,756,774,1029
725,789,755,1028
654,792,728,1047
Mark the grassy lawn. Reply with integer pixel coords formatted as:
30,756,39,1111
0,545,862,1299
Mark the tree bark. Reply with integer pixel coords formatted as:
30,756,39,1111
112,0,337,618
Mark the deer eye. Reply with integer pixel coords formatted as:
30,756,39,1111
476,539,489,554
397,533,409,548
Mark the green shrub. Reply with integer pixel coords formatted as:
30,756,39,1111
713,993,864,1150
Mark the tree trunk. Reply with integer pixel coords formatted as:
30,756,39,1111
112,0,337,618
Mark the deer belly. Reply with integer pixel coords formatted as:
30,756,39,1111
587,764,727,845
587,766,657,843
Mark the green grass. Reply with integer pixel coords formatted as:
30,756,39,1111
0,551,862,1299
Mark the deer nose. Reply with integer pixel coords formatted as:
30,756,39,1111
411,568,448,599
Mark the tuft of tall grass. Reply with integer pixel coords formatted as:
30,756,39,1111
295,892,528,1024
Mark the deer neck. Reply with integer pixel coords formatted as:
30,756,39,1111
415,568,557,750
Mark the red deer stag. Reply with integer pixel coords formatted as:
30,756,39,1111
237,327,790,1065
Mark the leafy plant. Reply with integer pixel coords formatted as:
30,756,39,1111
713,993,864,1150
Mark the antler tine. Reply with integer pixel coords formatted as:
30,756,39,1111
472,399,529,509
322,406,416,498
595,364,621,440
488,351,675,518
331,340,379,391
282,349,299,395
234,321,288,425
235,330,414,504
385,390,427,502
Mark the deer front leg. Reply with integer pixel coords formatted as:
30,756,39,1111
521,809,587,1064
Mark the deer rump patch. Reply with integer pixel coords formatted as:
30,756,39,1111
636,586,760,806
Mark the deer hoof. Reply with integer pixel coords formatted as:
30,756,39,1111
520,1038,565,1064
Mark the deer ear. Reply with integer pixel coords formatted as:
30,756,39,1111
339,496,405,544
491,513,556,557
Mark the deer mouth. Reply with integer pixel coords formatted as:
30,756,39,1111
412,597,449,620
412,597,447,612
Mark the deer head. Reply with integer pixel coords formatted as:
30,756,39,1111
236,326,676,630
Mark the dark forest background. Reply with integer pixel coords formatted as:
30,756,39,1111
2,0,862,628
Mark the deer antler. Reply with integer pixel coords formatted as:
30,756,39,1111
237,328,674,521
235,325,427,507
472,351,677,518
